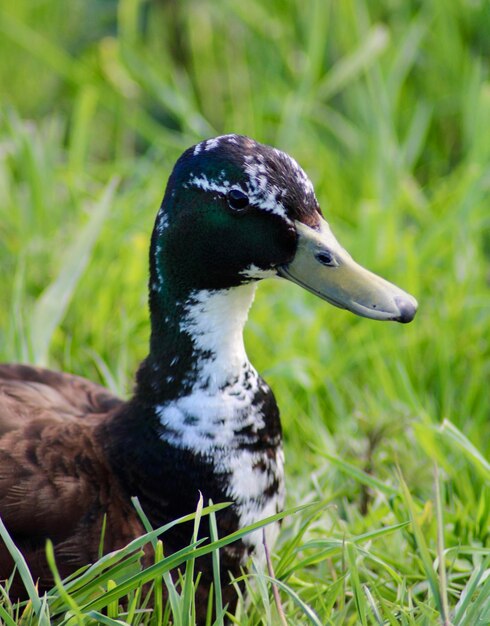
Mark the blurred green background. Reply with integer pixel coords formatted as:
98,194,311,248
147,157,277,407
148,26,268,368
0,0,489,623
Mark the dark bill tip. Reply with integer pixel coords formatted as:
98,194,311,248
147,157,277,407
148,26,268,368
394,296,418,323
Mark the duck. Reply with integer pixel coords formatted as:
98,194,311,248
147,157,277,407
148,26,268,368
0,134,417,621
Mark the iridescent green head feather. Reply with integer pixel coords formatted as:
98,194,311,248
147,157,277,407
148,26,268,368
150,134,417,322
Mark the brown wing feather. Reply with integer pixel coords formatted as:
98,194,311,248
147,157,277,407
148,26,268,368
0,364,123,435
0,365,140,596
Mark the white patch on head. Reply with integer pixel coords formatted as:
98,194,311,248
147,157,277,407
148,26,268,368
204,137,221,151
243,153,289,219
193,134,241,157
222,134,239,145
273,148,315,198
187,173,230,196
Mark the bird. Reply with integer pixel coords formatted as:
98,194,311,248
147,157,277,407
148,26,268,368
0,134,417,621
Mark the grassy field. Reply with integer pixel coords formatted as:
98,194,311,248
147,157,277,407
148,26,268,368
0,0,489,624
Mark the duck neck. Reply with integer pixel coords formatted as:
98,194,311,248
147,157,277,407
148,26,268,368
136,282,257,403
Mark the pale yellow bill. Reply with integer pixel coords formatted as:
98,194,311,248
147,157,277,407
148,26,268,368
278,219,418,323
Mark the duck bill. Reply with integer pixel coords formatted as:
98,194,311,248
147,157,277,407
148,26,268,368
278,219,418,323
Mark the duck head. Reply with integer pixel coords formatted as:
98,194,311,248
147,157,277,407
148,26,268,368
151,134,417,323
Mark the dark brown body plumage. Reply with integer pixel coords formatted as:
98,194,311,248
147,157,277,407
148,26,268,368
0,365,144,595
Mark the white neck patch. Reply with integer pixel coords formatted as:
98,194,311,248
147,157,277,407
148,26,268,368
155,284,265,453
180,284,256,392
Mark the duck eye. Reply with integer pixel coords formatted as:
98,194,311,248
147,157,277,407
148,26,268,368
227,189,249,212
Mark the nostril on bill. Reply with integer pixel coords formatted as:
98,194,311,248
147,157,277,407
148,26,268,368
315,250,335,266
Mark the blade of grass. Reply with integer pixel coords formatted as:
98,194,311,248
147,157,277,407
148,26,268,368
98,514,108,560
262,574,323,626
81,502,317,613
434,464,451,626
346,542,368,626
317,449,398,496
440,420,490,480
0,604,17,626
397,469,444,616
457,574,490,626
262,528,287,626
282,521,409,580
182,493,204,621
274,503,327,578
0,518,46,622
49,501,231,612
317,24,389,100
453,555,490,624
208,500,224,624
152,540,164,625
363,584,383,625
107,579,119,619
122,584,143,624
85,611,130,626
45,540,85,626
29,178,117,365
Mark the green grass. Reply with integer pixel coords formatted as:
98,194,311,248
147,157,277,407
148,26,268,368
0,0,489,623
